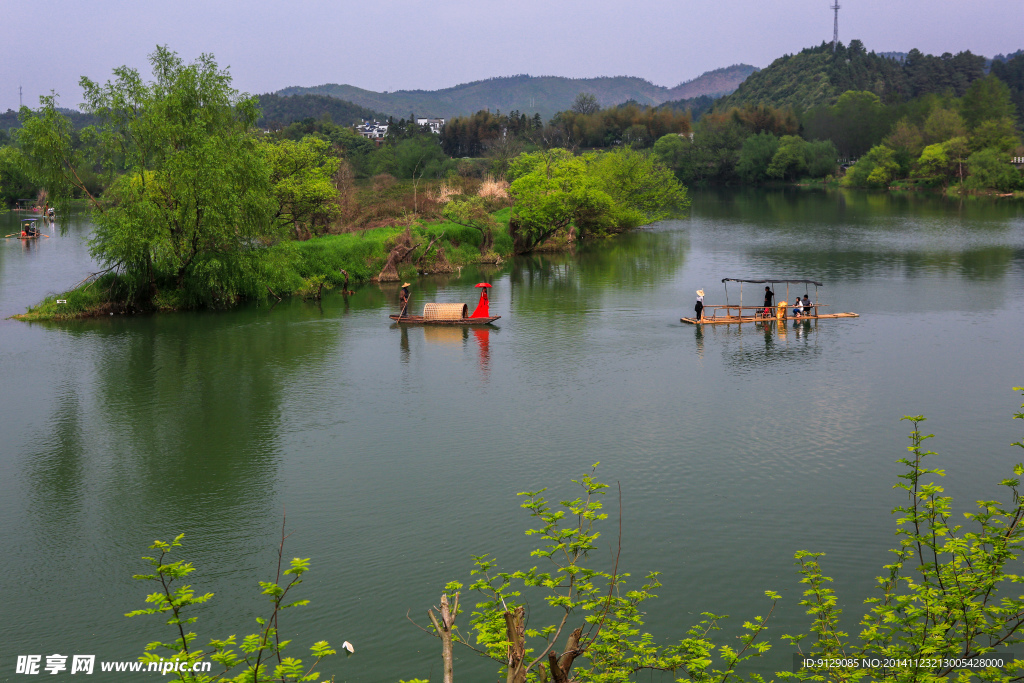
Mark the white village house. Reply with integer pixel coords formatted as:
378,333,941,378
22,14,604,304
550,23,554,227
355,117,446,143
416,117,445,134
356,121,389,141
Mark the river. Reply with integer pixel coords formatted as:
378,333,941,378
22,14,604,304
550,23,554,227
1,189,1023,681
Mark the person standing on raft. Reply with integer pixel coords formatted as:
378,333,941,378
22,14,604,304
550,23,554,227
399,282,411,318
469,282,491,318
694,289,705,321
763,286,774,317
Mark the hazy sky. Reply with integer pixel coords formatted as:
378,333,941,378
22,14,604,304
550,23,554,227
4,0,1022,112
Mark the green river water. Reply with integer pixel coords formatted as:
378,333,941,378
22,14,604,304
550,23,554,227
1,189,1023,681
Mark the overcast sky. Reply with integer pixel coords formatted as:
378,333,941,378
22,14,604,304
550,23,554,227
3,0,1022,112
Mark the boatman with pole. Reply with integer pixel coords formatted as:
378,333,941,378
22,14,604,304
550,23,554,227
399,282,411,318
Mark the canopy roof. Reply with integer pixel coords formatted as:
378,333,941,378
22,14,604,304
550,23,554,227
721,278,823,286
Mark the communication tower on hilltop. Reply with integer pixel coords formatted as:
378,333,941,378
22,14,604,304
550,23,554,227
831,1,841,52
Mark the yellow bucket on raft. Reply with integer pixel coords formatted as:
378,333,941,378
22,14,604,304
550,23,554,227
776,301,787,320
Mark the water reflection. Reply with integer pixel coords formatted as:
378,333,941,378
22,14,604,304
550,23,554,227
704,319,824,374
397,324,494,381
399,324,410,363
24,382,86,547
27,307,340,537
695,187,1024,226
471,327,491,380
510,228,688,314
748,245,1019,284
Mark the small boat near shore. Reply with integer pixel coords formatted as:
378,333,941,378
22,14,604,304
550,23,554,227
681,278,858,325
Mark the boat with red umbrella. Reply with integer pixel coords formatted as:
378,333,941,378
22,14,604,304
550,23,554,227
389,282,501,325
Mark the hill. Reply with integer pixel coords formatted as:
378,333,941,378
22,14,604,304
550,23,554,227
1,107,96,131
667,64,758,100
276,66,757,121
256,93,385,127
716,41,987,111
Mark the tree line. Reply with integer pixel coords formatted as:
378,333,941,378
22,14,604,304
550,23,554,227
649,48,1024,193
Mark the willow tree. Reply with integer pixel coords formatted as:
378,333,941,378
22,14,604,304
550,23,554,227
18,46,279,306
506,148,688,254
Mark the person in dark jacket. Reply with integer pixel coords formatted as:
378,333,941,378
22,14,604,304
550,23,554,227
763,286,774,317
399,283,411,317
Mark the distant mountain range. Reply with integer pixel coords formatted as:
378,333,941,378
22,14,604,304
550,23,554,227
275,65,758,121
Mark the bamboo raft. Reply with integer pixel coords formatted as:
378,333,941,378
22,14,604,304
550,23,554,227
682,278,858,325
5,218,50,240
681,308,859,325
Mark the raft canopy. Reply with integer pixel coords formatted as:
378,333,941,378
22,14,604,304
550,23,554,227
423,302,468,320
721,278,823,286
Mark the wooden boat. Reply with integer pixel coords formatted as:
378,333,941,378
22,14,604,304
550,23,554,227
390,314,500,325
390,291,500,325
681,278,858,325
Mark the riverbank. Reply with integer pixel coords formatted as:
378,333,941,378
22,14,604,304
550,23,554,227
14,209,514,321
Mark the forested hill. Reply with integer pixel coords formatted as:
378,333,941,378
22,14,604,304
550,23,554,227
256,94,385,127
276,66,757,121
0,108,95,131
716,41,988,110
2,97,383,133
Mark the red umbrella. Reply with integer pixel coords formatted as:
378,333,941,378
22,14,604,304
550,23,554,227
475,282,492,288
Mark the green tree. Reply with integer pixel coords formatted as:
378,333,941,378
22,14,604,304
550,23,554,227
914,141,949,181
0,146,39,205
884,118,925,175
128,532,347,682
969,117,1020,153
507,148,687,253
417,466,777,683
507,150,614,252
922,107,967,145
17,47,278,306
961,74,1017,130
263,137,340,238
766,135,808,180
966,148,1022,192
652,133,697,182
442,196,497,254
804,139,838,178
735,131,779,183
828,90,892,158
842,144,899,188
394,136,450,180
588,146,689,230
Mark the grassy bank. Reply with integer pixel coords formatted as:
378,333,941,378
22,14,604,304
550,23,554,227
15,209,513,322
